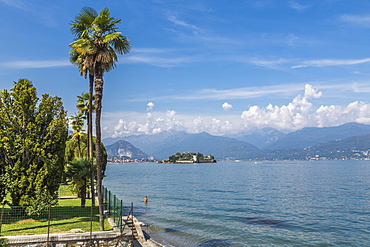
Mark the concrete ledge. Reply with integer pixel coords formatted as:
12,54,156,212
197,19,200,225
2,231,119,244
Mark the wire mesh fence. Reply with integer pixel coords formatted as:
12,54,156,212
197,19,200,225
0,187,137,246
102,186,125,232
0,204,100,236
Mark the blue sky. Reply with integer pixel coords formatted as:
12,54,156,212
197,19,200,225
1,0,370,138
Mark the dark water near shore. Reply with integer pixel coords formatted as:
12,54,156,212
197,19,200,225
103,160,370,246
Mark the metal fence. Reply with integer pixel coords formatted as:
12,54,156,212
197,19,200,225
102,186,125,233
0,204,99,236
0,187,136,246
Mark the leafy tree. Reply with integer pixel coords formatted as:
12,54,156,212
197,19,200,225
0,79,67,212
69,7,130,230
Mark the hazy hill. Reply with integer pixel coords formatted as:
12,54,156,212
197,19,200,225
232,128,285,149
123,130,182,156
246,133,370,160
112,131,258,160
102,123,370,161
263,122,370,150
150,132,258,160
105,140,151,159
300,133,370,159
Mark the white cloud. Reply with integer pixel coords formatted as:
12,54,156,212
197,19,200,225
0,0,28,10
292,58,370,68
1,59,71,69
240,85,322,131
167,15,201,32
288,0,309,12
130,83,305,102
247,57,292,69
222,102,233,111
123,54,196,68
240,84,370,131
0,0,56,26
147,102,155,111
304,84,322,99
340,14,370,27
103,84,370,138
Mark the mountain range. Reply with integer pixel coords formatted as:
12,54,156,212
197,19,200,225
104,122,370,160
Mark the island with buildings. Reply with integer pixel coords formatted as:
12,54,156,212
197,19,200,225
161,152,217,163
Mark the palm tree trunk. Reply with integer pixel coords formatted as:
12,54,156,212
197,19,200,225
81,178,86,208
88,73,95,207
77,136,82,159
94,76,104,231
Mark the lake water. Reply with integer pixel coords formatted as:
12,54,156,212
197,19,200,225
103,161,370,246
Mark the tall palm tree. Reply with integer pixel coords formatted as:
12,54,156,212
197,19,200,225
69,7,130,230
70,6,100,216
69,9,97,208
70,52,96,208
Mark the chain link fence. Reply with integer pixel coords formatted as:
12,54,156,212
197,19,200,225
0,204,99,236
0,187,137,246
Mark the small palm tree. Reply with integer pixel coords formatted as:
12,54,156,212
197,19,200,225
70,113,85,159
65,158,91,207
76,92,96,206
76,92,95,158
69,7,130,230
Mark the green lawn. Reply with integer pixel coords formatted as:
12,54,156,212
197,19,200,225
0,185,111,236
58,183,77,197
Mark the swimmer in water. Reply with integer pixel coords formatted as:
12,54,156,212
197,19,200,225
144,196,148,204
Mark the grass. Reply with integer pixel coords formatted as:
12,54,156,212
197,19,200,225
58,183,77,197
0,185,111,236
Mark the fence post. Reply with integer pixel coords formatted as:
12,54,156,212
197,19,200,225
108,190,111,215
0,204,4,236
120,199,123,233
113,194,117,223
47,205,51,246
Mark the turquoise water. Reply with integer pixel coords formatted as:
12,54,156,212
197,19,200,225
103,161,370,246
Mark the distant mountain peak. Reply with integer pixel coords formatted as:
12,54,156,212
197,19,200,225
105,140,151,159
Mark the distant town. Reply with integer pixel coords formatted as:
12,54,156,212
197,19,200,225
108,152,217,163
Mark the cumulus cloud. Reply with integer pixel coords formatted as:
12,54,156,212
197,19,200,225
190,116,235,135
103,84,370,138
222,102,233,111
240,84,370,131
107,109,186,137
147,102,155,111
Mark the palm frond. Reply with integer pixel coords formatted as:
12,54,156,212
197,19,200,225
69,7,131,81
70,7,98,37
70,39,96,55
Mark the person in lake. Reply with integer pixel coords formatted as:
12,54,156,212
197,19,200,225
144,196,148,204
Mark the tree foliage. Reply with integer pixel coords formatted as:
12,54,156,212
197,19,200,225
0,79,68,211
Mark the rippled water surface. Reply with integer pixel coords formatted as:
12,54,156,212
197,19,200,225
103,161,370,246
